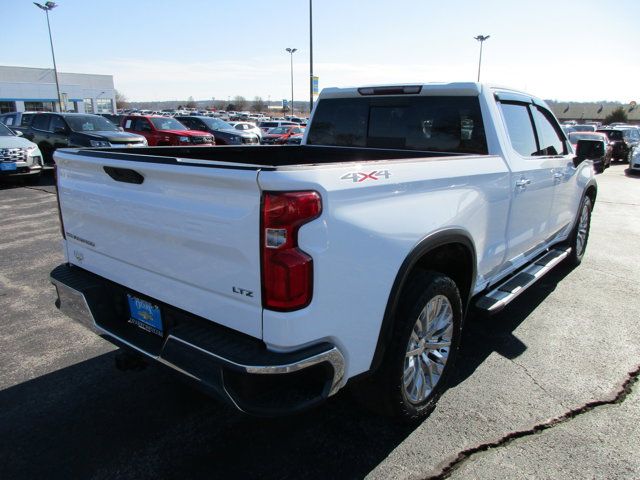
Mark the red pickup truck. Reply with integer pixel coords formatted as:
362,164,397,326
121,115,215,146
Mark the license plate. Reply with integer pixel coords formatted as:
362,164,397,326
0,162,17,171
127,294,163,336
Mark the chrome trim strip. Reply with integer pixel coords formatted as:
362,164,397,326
477,247,571,313
166,335,346,396
51,275,347,397
51,278,97,332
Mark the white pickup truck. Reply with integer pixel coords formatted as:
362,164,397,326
51,82,598,420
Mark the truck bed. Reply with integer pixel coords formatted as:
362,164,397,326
80,145,468,169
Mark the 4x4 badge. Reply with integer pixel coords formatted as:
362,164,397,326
340,170,391,183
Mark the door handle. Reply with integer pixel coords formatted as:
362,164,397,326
553,172,564,180
515,178,531,189
103,166,144,184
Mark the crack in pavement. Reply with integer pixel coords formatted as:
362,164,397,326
423,364,640,480
509,358,569,410
23,186,57,195
597,200,640,207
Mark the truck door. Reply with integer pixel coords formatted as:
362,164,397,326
498,101,556,267
529,104,577,238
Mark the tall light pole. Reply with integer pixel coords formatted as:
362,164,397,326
34,2,64,112
309,0,314,114
285,47,297,117
474,35,490,82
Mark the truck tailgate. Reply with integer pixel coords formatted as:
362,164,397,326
55,150,263,339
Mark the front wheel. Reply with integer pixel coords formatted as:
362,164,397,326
356,271,463,422
566,196,592,267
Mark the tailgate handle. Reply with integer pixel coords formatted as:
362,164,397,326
103,166,144,184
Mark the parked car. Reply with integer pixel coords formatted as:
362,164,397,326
572,124,596,132
121,115,214,146
99,113,125,126
0,121,43,180
258,120,297,134
51,82,596,421
262,125,305,144
175,116,259,145
568,132,612,172
596,127,640,162
0,111,41,134
628,145,640,173
286,133,304,144
227,121,262,141
24,113,148,166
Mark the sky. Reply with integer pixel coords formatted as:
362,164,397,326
2,0,640,103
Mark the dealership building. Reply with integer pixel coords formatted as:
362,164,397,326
0,65,116,115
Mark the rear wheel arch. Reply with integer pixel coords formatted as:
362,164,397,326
369,229,477,372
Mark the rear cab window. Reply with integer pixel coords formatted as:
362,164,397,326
31,114,51,131
307,96,488,154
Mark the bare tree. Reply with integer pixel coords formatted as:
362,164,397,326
251,96,266,112
233,96,247,111
185,96,197,109
115,89,129,109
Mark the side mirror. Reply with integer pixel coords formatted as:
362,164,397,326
117,127,124,132
14,130,23,137
574,139,604,167
54,126,67,135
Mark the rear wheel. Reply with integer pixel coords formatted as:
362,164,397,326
356,271,463,422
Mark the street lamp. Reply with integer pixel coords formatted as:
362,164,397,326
34,2,64,113
285,47,297,117
473,35,490,82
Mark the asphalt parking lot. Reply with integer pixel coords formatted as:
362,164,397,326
1,165,639,480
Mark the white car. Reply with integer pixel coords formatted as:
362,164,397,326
629,146,640,172
227,121,262,140
0,122,43,181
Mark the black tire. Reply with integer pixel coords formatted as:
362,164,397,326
566,195,592,267
355,270,463,422
39,143,54,166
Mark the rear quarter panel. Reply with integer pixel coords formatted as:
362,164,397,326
259,155,511,378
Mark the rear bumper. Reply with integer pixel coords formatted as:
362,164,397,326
51,263,345,416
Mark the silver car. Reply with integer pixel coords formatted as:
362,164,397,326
227,121,262,141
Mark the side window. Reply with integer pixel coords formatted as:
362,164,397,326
531,106,566,156
181,118,196,129
50,116,67,133
499,102,538,157
133,118,152,132
21,114,34,126
31,114,51,131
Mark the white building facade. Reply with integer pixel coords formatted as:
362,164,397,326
0,65,116,114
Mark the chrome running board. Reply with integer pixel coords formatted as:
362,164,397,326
475,247,571,314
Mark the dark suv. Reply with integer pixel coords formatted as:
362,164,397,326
596,127,640,162
175,116,259,145
24,113,147,166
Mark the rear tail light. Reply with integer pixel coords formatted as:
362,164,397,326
261,191,321,311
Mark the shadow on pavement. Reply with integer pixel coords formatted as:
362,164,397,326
0,170,56,191
624,168,640,178
0,350,414,480
0,265,574,480
451,264,574,389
